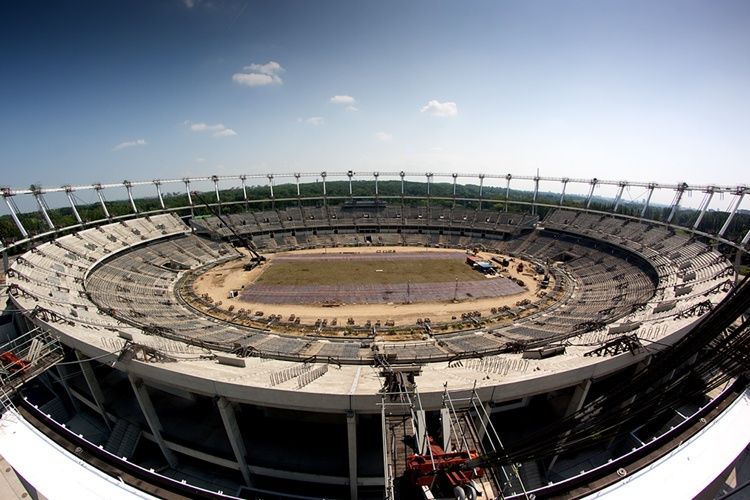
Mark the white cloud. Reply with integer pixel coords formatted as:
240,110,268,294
186,121,237,137
345,105,359,112
182,0,198,8
305,117,325,126
375,131,392,142
420,100,458,117
113,139,146,151
194,157,206,163
330,95,356,105
232,61,284,87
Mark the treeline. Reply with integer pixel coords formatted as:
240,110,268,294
2,180,749,246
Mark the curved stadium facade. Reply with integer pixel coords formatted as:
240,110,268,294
0,172,749,499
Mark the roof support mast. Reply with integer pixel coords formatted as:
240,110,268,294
478,173,485,210
212,175,221,203
154,180,165,209
124,180,138,214
667,182,688,224
692,187,715,230
452,173,458,209
640,183,655,218
585,178,598,209
267,174,275,209
294,173,301,207
718,189,746,238
64,186,83,225
399,171,405,212
183,178,193,216
240,175,248,209
504,174,512,212
559,178,568,206
2,190,28,239
320,172,327,206
612,181,627,213
32,187,55,230
94,184,110,219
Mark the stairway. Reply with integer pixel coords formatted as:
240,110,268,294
104,419,142,459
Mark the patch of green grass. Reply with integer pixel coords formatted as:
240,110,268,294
255,258,481,286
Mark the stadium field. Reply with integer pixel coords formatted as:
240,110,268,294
254,253,481,286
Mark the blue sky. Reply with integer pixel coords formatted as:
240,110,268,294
1,0,749,194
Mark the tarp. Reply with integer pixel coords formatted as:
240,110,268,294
0,409,156,500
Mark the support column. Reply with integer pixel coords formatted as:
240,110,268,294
347,411,359,500
399,171,406,212
129,374,178,468
154,181,165,209
474,402,492,442
124,181,138,214
33,190,55,230
75,351,111,430
693,189,714,230
504,174,512,212
547,379,592,473
585,178,598,209
94,184,110,219
641,184,655,218
184,179,194,217
415,409,427,454
479,174,485,211
65,187,83,225
452,173,458,208
440,407,452,451
54,364,81,413
719,191,745,238
612,182,627,213
217,397,252,486
559,178,568,206
666,183,688,224
2,192,28,239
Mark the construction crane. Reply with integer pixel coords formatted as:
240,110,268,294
191,191,266,270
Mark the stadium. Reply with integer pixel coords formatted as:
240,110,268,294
0,171,749,500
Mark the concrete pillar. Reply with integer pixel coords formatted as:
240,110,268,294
53,364,81,413
346,411,358,500
217,397,252,486
75,351,111,430
563,379,591,417
548,379,591,473
440,408,452,451
128,374,178,468
474,402,492,442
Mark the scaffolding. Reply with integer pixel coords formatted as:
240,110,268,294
0,328,64,402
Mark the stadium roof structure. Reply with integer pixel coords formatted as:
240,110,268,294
0,171,748,499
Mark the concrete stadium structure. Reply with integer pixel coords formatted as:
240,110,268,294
0,172,749,499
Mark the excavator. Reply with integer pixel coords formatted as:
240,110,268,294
191,191,266,270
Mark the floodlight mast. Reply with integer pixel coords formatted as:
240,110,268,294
191,190,265,268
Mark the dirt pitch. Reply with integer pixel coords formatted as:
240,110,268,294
191,246,550,329
255,251,479,286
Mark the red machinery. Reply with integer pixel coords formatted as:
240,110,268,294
406,437,483,499
0,351,30,374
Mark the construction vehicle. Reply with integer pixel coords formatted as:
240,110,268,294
406,436,483,499
191,191,266,270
